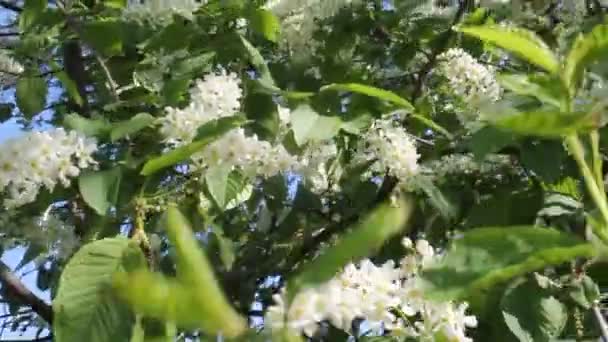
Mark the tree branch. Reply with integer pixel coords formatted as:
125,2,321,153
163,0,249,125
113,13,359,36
0,261,53,325
0,1,22,13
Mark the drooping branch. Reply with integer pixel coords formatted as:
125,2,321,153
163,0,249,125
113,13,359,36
0,261,53,325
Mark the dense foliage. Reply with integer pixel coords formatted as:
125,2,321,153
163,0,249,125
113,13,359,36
2,0,608,341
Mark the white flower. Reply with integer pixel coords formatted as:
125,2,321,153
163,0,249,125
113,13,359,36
356,119,420,181
265,239,476,340
123,0,204,22
159,71,242,145
0,128,97,209
298,140,339,194
0,50,23,88
438,48,501,130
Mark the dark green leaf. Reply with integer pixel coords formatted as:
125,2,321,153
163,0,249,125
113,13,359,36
239,35,278,91
16,76,47,118
110,113,156,142
56,71,84,107
421,226,595,304
141,115,246,176
468,126,517,161
457,25,559,73
19,0,47,31
54,237,144,342
81,20,123,56
520,140,566,183
411,177,457,220
501,278,567,341
78,167,123,216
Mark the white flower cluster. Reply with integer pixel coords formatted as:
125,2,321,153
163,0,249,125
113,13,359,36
0,49,24,88
355,119,420,181
123,0,204,22
265,0,361,53
159,72,303,178
415,0,459,17
298,140,339,194
265,238,477,341
423,153,512,181
0,129,97,209
159,71,243,145
438,48,501,130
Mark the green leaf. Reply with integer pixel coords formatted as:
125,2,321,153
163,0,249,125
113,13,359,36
457,25,560,73
78,168,123,216
321,83,414,111
566,275,600,309
239,35,277,91
81,20,123,56
498,74,562,108
56,71,84,107
520,140,566,183
468,126,517,161
140,115,246,176
64,114,112,138
492,110,593,137
290,104,342,145
289,199,413,294
409,113,453,139
250,8,280,42
54,237,144,342
110,113,156,142
205,165,250,210
421,226,595,304
19,0,47,31
411,177,457,220
564,24,608,96
16,76,47,118
501,278,567,341
165,206,246,335
103,0,127,9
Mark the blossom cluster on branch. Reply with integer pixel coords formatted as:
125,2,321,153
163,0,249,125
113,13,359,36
0,129,97,209
265,238,477,341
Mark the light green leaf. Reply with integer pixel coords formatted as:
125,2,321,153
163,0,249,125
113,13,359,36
492,110,593,137
321,83,414,111
289,199,413,295
56,71,84,107
250,8,281,42
140,115,246,176
19,0,47,31
421,226,595,303
81,20,123,56
165,206,246,335
64,113,112,138
78,167,123,216
564,24,608,96
103,0,127,9
501,278,567,341
498,74,562,108
239,35,278,91
16,76,47,118
457,25,559,73
110,113,156,142
205,166,251,210
290,104,342,146
54,237,145,342
410,113,453,139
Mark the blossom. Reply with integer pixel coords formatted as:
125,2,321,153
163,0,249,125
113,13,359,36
298,140,339,194
123,0,204,22
265,239,476,341
438,48,501,130
0,128,97,209
0,49,23,88
356,119,420,181
159,71,243,145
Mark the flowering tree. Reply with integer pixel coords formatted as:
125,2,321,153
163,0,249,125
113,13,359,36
1,0,608,341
